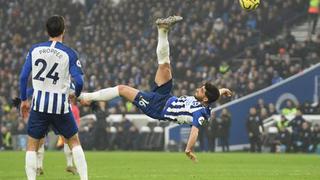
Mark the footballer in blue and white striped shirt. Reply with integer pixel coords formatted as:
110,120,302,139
78,16,232,162
19,15,88,180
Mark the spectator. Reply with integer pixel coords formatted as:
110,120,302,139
246,107,264,152
311,124,320,152
271,71,283,84
213,18,225,36
256,98,267,113
198,125,209,152
268,103,277,115
276,115,290,132
219,108,231,152
289,109,306,134
117,114,138,150
93,102,109,150
272,127,292,153
105,121,117,150
79,117,95,150
302,101,318,114
299,122,313,152
281,100,297,116
292,122,311,152
219,61,230,74
308,0,320,35
312,124,320,152
207,111,219,152
1,126,12,150
259,108,269,120
14,121,27,135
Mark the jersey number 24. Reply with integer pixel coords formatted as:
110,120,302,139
33,59,60,84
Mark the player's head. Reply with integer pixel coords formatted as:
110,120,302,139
46,15,65,38
194,82,220,105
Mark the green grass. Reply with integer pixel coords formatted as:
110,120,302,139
0,151,320,180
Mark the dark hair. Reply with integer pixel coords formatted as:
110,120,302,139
46,15,65,38
204,82,220,104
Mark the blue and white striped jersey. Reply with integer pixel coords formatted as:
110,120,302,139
19,41,83,114
162,96,211,127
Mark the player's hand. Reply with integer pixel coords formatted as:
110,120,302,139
11,97,22,109
69,93,76,101
20,100,30,120
219,88,233,97
185,150,198,163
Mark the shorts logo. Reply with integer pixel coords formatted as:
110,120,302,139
138,96,149,107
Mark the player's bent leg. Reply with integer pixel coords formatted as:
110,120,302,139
26,136,40,180
66,134,88,180
156,25,170,65
155,63,172,86
155,21,172,86
154,16,182,86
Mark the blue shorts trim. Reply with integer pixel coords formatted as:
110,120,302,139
133,80,173,119
27,110,78,139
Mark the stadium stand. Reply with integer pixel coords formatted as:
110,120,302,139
0,0,319,151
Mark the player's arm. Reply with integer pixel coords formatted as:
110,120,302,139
19,51,32,119
185,125,199,162
73,75,84,97
69,51,84,97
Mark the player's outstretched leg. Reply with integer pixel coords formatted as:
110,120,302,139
154,15,183,86
79,85,139,103
79,86,119,102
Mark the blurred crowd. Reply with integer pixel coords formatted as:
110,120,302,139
246,98,320,153
0,0,319,150
78,108,168,151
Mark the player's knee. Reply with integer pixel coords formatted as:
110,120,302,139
159,63,170,69
158,64,171,73
66,134,80,149
27,136,40,151
117,85,127,95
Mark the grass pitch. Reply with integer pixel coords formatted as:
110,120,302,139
0,151,319,180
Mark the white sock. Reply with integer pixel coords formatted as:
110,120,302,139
72,145,88,180
37,144,44,169
64,143,73,167
26,151,37,180
156,28,170,64
79,86,119,101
